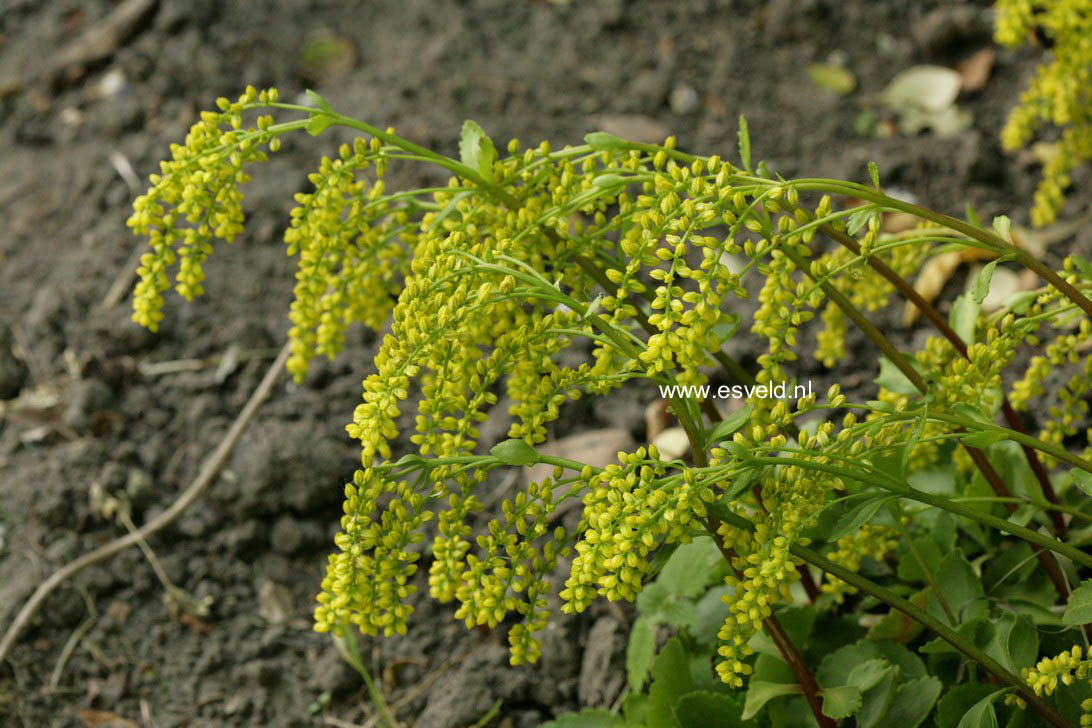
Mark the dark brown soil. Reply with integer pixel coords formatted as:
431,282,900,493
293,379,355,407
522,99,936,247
1,1,1086,726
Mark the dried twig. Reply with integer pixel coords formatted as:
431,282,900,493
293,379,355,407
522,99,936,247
0,341,291,665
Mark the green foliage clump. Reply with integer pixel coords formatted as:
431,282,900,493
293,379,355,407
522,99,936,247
129,87,1092,728
995,0,1092,225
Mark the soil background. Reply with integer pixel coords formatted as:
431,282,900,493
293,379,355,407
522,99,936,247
0,1,1087,727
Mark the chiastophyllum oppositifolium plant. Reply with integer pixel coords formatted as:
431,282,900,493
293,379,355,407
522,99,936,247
127,81,1092,728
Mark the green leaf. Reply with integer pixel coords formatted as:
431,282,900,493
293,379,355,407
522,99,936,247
957,691,1001,728
459,119,497,183
1063,580,1092,625
304,88,333,112
900,407,927,476
867,601,925,643
854,662,899,728
645,542,680,582
541,709,624,728
1072,254,1092,283
952,402,993,424
718,464,759,502
737,116,752,173
710,315,740,344
776,605,817,647
820,685,862,719
937,684,998,728
951,293,980,346
636,578,694,628
623,693,650,726
593,174,626,189
829,494,896,541
648,638,695,728
305,113,335,136
991,215,1012,241
706,404,754,448
627,615,657,691
689,586,733,646
965,202,984,229
876,355,923,396
868,161,881,190
871,640,927,679
817,641,882,688
960,430,1006,449
985,613,1038,673
637,582,671,616
847,659,895,692
931,549,986,625
807,63,857,95
585,131,629,150
658,537,723,598
1071,469,1092,497
1003,289,1038,314
721,441,752,462
847,207,874,236
490,439,541,466
897,536,943,582
973,253,1016,305
675,691,744,728
741,681,800,720
883,676,942,728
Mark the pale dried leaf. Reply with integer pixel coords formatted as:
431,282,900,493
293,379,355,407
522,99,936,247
881,65,962,113
807,64,856,95
651,427,690,461
956,48,995,91
76,709,138,728
644,399,670,440
902,251,961,325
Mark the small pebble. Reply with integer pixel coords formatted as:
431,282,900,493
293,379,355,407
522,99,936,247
670,84,699,114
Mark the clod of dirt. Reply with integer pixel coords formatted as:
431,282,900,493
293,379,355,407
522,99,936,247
308,644,360,697
587,114,670,144
417,643,531,728
0,324,28,399
297,31,357,86
910,5,992,56
224,420,350,516
62,378,114,432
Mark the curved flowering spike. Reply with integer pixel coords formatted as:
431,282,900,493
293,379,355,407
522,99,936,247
128,87,280,330
995,0,1092,226
284,139,412,379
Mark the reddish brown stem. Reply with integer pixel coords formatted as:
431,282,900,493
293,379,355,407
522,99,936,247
783,239,1073,603
706,516,834,728
964,446,1071,601
823,224,1067,534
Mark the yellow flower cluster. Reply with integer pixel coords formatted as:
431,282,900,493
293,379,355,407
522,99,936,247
283,137,411,378
1006,260,1092,464
1022,645,1088,696
561,448,714,612
819,524,899,603
814,220,930,369
996,0,1092,225
128,86,280,329
712,450,833,686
